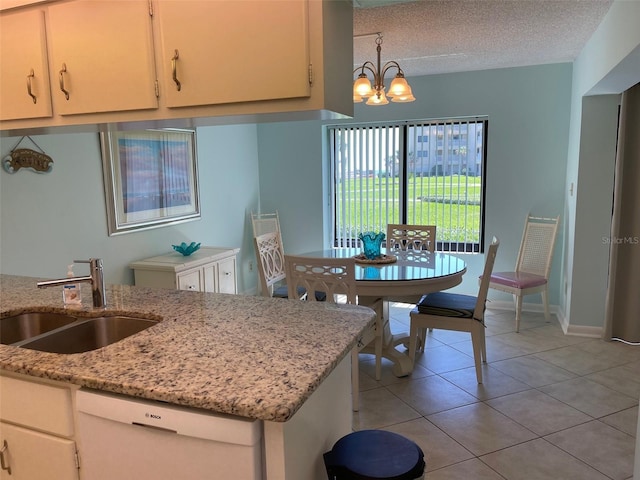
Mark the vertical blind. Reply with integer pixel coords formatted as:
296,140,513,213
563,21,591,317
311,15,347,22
330,118,487,252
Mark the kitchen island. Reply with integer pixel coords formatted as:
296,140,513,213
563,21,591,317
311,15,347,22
0,274,376,479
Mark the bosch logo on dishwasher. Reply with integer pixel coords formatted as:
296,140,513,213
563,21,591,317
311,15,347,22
145,412,162,420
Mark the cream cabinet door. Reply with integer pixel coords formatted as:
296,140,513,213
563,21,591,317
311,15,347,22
202,263,216,293
155,0,310,108
46,0,157,115
216,256,237,294
177,269,201,291
0,9,52,121
0,422,79,480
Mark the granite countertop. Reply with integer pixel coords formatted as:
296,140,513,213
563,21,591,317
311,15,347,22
0,275,376,422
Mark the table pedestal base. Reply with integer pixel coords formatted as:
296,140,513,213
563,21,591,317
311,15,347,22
360,332,413,377
299,249,467,379
360,296,413,377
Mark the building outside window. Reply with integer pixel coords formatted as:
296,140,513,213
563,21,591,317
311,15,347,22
329,117,488,252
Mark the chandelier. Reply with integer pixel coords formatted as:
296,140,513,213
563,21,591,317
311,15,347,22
353,33,416,106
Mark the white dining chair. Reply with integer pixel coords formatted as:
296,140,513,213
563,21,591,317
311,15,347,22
385,224,437,337
486,214,559,332
408,237,499,384
251,211,281,239
386,224,436,253
284,254,383,411
254,231,298,299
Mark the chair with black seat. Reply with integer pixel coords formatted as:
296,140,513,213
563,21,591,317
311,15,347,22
487,214,559,332
284,255,383,410
408,237,499,383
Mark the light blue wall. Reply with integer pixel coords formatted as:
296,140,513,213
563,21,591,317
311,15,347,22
563,0,640,331
0,124,261,293
257,63,572,303
564,95,619,330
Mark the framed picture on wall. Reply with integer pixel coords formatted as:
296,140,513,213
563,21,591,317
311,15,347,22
100,128,200,235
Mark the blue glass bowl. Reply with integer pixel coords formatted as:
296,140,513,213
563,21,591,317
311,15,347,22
172,242,201,256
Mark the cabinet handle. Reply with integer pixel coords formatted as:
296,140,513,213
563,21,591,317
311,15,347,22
26,69,37,104
171,49,181,91
59,63,70,100
0,440,11,475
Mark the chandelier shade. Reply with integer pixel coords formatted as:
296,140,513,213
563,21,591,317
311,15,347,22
353,34,415,106
387,74,411,97
353,74,373,97
366,89,389,105
391,91,416,103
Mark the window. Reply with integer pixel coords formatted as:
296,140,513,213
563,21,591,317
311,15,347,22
330,117,487,252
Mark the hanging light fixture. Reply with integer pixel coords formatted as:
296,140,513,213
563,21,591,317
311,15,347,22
353,33,415,105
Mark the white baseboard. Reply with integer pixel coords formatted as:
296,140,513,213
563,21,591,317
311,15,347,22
563,323,603,338
555,308,602,337
486,300,603,338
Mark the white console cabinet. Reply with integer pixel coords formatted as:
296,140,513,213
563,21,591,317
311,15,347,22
129,247,239,294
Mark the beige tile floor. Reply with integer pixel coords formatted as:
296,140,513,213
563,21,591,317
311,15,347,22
355,303,640,480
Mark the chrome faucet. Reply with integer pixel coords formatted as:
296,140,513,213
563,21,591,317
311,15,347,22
37,258,107,308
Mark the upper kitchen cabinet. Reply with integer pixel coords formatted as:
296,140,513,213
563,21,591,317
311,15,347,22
0,9,53,121
46,0,158,115
149,0,354,123
0,0,352,134
155,1,310,108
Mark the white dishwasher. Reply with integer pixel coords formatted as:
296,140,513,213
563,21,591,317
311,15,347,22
76,389,263,480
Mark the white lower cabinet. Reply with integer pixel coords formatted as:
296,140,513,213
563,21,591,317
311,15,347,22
263,355,352,479
0,374,79,480
0,423,78,480
130,246,240,294
215,256,238,294
177,268,203,291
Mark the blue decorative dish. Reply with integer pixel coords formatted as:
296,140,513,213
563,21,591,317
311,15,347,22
172,242,201,256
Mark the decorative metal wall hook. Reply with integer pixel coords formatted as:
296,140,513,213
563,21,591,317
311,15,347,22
2,136,53,174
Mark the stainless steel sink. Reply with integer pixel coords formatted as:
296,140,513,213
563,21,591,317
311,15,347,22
1,313,159,353
18,316,158,354
0,312,78,344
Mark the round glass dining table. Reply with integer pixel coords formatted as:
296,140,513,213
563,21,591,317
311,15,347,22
298,248,467,376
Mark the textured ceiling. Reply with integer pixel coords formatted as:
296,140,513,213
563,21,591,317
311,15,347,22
353,0,614,77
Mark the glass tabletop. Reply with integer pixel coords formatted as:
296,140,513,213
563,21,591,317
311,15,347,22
300,248,467,282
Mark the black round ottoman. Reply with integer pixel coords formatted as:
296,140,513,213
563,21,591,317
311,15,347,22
323,430,425,479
